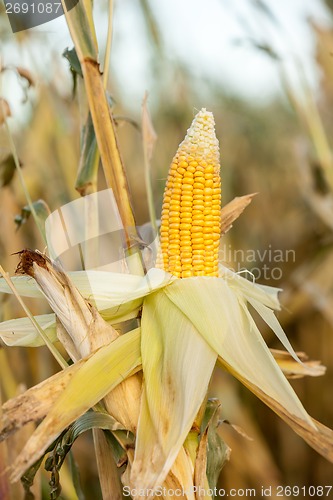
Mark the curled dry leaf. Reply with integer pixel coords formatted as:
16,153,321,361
220,193,257,235
271,349,326,379
15,249,119,358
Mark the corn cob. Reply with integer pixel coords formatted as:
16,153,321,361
157,108,221,278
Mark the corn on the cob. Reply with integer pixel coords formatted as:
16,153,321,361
157,108,221,278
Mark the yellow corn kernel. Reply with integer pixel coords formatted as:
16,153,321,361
157,108,221,277
180,270,192,278
179,252,191,261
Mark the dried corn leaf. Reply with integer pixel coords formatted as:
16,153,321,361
1,359,85,442
271,349,326,378
232,373,333,463
9,328,141,482
220,193,257,234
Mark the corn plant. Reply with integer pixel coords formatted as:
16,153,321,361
1,1,333,499
0,106,333,498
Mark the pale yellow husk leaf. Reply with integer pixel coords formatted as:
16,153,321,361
130,290,217,491
0,268,174,347
219,265,304,363
124,446,197,500
167,272,333,461
0,268,174,305
0,314,57,347
165,277,315,427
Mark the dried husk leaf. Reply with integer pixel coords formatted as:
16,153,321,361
220,194,257,234
1,360,84,441
9,328,141,482
224,367,333,463
26,257,119,358
93,429,123,500
271,349,326,378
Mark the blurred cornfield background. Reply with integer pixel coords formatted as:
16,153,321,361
1,0,333,498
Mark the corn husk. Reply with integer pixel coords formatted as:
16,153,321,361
131,289,217,491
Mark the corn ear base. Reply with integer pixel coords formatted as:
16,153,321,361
123,446,197,500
